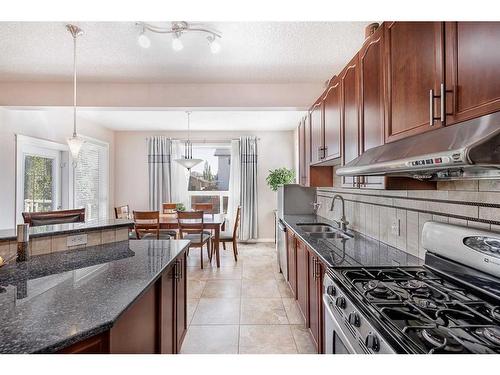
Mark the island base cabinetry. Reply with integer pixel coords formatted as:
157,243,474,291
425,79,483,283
58,252,187,354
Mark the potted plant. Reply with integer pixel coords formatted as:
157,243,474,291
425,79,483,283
266,168,296,191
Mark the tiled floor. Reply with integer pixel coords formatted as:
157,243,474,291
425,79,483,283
180,242,317,354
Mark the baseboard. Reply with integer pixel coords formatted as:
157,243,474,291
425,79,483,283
239,238,275,244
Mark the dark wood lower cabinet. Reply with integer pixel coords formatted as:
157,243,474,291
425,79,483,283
286,229,325,353
296,240,309,324
308,254,324,353
58,251,187,354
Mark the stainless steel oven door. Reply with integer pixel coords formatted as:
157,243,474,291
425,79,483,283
323,294,356,354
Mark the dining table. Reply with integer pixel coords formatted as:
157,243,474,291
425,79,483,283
159,213,226,267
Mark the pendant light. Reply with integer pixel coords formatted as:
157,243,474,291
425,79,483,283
66,24,85,161
174,111,203,171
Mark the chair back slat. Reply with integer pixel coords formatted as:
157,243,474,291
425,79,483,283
114,205,130,219
177,210,204,242
162,203,178,214
133,211,160,239
22,208,85,227
193,203,214,214
233,206,241,238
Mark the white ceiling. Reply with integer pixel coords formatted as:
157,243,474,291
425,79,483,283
77,109,305,131
0,21,368,84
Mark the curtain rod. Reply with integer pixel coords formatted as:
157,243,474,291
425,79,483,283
145,137,261,142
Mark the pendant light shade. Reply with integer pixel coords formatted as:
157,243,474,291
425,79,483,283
174,112,203,171
67,135,85,160
66,24,85,161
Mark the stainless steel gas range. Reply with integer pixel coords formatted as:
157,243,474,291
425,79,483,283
323,222,500,354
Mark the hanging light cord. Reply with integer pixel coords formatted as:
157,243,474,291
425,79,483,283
72,33,77,137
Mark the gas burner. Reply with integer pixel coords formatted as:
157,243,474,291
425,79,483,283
421,328,464,353
491,307,500,322
482,327,500,346
412,297,438,310
364,280,398,300
400,280,431,294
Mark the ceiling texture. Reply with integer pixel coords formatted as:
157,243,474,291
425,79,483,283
0,21,369,131
0,21,368,84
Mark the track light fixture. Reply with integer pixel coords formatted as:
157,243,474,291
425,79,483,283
136,21,222,54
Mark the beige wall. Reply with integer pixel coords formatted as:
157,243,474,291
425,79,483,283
316,174,500,260
0,108,115,230
115,130,295,240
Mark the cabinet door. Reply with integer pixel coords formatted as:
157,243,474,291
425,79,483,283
161,264,176,354
296,240,309,323
341,55,360,188
175,254,187,352
298,121,305,185
304,116,311,186
323,78,342,160
286,230,297,297
445,22,500,125
385,22,444,142
310,100,324,163
308,255,322,352
359,26,385,189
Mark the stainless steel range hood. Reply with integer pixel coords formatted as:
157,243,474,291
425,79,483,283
336,112,500,180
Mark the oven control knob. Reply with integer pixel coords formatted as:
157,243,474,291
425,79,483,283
326,285,336,297
335,296,346,309
365,333,380,352
348,312,361,327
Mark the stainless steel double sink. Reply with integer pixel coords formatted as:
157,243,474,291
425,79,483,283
296,223,353,240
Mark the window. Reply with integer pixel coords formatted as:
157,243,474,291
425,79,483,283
16,135,64,224
16,135,109,224
188,144,230,214
74,140,109,221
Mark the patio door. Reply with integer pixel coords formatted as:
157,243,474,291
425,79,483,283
16,136,64,224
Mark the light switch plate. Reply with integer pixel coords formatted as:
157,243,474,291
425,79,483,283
67,233,88,247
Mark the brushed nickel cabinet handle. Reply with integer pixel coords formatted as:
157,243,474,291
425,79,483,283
429,89,435,126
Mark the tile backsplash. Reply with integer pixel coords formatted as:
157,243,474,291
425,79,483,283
0,228,130,263
316,179,500,260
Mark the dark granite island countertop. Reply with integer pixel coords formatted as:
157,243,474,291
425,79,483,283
0,218,134,241
0,239,190,353
282,214,423,269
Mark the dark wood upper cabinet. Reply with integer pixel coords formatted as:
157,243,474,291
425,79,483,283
310,100,324,163
444,22,500,125
298,120,305,185
359,26,385,189
384,22,444,142
323,77,342,160
303,116,311,186
341,54,360,187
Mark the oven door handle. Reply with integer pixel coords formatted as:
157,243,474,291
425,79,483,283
323,294,357,354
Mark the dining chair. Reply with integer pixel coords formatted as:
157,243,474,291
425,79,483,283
193,203,214,214
22,208,85,227
177,210,212,269
162,202,178,214
213,206,241,261
114,205,131,219
133,211,177,240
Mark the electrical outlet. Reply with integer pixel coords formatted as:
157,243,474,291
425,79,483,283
391,218,400,236
67,233,88,247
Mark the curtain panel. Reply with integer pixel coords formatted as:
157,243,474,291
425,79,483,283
239,136,258,240
147,136,172,211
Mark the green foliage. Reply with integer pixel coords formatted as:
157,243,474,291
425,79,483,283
203,161,215,181
266,168,296,192
175,203,186,212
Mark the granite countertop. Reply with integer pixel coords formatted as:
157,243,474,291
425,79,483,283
0,239,190,353
283,214,423,269
0,218,134,241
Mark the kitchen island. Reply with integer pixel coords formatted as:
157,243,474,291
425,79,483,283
0,239,190,354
